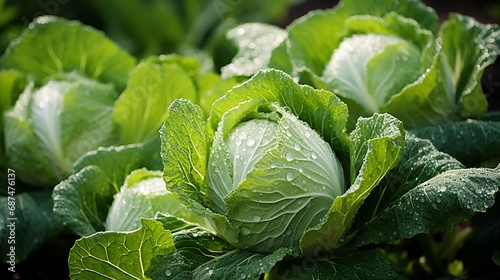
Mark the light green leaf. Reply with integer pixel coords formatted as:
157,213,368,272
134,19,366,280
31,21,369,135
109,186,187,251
160,99,209,207
210,69,351,173
106,169,211,232
114,58,197,144
195,71,238,116
4,77,118,186
52,138,162,236
300,113,404,254
221,23,288,78
222,110,345,253
439,13,499,118
0,190,63,263
410,119,500,166
287,0,438,80
1,16,136,89
69,219,174,280
353,166,500,246
277,248,397,280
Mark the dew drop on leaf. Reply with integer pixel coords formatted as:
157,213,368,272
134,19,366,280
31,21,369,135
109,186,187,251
252,215,261,222
285,153,294,161
240,227,250,236
165,270,172,277
311,152,318,160
286,171,296,181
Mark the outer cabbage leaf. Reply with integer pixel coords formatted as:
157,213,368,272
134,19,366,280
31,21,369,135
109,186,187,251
287,0,438,81
52,138,162,236
0,16,136,90
410,119,500,166
300,113,404,255
277,248,397,280
352,166,500,246
106,169,210,232
113,58,197,144
68,219,174,280
439,13,499,118
221,23,289,78
5,77,118,186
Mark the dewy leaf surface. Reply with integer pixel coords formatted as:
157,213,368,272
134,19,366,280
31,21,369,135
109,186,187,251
351,134,464,231
0,16,136,89
221,23,288,78
278,248,397,280
69,219,174,280
439,13,499,118
300,113,404,254
192,248,290,280
161,99,208,206
53,138,162,236
114,59,197,144
52,166,115,236
353,166,500,246
410,119,500,166
146,228,232,279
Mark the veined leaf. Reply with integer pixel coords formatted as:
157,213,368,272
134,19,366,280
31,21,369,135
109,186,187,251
277,248,397,280
114,59,197,144
410,119,500,166
1,16,136,89
160,99,209,207
353,166,500,246
351,134,464,231
146,227,232,279
300,113,404,254
69,219,174,280
52,138,162,236
221,23,288,78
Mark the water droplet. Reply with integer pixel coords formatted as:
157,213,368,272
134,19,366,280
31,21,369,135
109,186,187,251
246,138,255,147
286,171,296,181
304,131,311,138
438,185,447,192
262,138,270,145
311,152,318,160
240,227,250,236
252,215,261,222
165,270,172,276
286,153,294,161
241,190,248,196
286,130,292,137
321,185,327,190
294,143,301,151
436,198,442,203
270,163,276,168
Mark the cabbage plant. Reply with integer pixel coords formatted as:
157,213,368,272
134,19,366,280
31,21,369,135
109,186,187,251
66,70,500,279
223,0,499,128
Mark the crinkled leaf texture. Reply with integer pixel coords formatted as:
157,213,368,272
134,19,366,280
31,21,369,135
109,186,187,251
0,15,136,89
286,0,499,128
300,113,405,255
69,219,174,280
113,56,197,144
52,138,162,236
277,248,398,280
410,119,500,166
161,69,355,254
350,134,500,246
106,169,211,232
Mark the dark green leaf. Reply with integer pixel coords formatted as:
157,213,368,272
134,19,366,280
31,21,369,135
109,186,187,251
0,190,63,262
